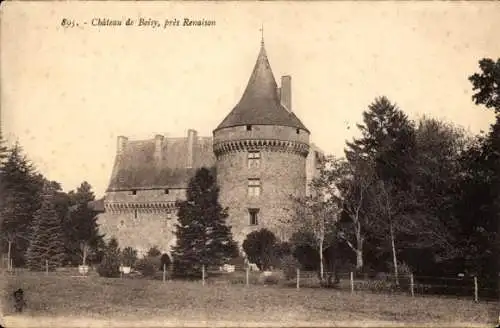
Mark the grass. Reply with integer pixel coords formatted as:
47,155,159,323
1,268,497,327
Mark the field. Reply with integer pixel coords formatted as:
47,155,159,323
1,269,497,327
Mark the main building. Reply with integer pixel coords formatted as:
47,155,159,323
96,39,324,256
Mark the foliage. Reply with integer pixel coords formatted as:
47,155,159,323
25,183,66,271
97,238,121,278
468,58,500,114
147,246,162,258
281,255,300,280
242,228,279,271
135,256,160,277
172,168,238,278
0,143,44,266
122,246,138,267
160,253,171,270
63,182,105,266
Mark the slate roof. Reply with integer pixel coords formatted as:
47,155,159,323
107,136,215,191
215,42,309,132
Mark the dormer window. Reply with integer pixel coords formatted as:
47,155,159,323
246,125,252,131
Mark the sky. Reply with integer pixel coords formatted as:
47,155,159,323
1,1,499,198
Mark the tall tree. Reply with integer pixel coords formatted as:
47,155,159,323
172,167,238,277
0,143,43,266
63,181,104,265
242,228,279,271
290,156,341,281
26,183,65,271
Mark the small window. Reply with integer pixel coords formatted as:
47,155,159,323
134,209,138,219
246,125,252,131
248,179,261,197
120,220,124,226
247,151,261,169
296,128,300,134
131,190,137,195
248,208,259,225
164,189,170,194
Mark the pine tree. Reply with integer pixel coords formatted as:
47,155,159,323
63,181,105,265
172,167,238,277
97,237,121,278
0,143,43,266
26,183,65,271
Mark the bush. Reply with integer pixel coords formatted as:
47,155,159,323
160,253,171,270
147,246,162,257
281,255,300,280
135,256,160,277
122,247,138,267
96,238,121,278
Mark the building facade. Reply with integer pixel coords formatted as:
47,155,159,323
96,40,324,256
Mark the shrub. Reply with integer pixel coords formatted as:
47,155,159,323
242,228,278,271
122,247,138,267
281,255,300,280
96,238,121,278
160,253,171,270
135,256,160,277
147,246,162,257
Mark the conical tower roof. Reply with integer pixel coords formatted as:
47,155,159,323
215,41,309,132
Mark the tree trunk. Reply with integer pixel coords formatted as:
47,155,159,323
7,241,12,270
355,220,363,270
319,238,324,281
389,222,399,286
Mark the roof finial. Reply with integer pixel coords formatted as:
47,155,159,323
259,23,264,46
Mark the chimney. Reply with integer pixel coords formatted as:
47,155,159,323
186,129,198,168
154,134,164,162
280,75,292,112
117,136,128,155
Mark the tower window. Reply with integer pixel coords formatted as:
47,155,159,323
247,151,261,168
246,125,252,131
296,128,300,134
164,189,170,194
134,209,138,219
248,208,259,225
248,179,261,197
131,190,137,195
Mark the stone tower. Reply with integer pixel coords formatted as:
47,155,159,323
213,39,310,246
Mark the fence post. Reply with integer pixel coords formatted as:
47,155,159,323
350,272,354,294
202,264,205,286
474,276,478,302
163,264,166,283
410,273,414,297
296,268,300,289
246,266,249,287
45,259,48,276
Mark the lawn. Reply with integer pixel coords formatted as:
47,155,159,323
1,269,497,327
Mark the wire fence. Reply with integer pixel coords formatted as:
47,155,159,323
2,258,497,302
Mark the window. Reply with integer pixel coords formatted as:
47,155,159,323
131,190,137,195
164,189,170,194
248,208,259,225
246,125,252,131
134,209,138,219
247,151,261,169
296,128,300,134
248,179,261,197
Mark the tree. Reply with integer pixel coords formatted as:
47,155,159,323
147,246,162,257
242,228,279,271
469,58,500,114
290,156,342,281
26,183,65,271
97,237,121,278
172,167,238,277
0,143,43,266
63,181,105,265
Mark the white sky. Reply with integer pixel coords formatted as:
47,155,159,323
1,1,499,197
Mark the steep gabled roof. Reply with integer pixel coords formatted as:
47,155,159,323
107,136,215,191
215,42,309,132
